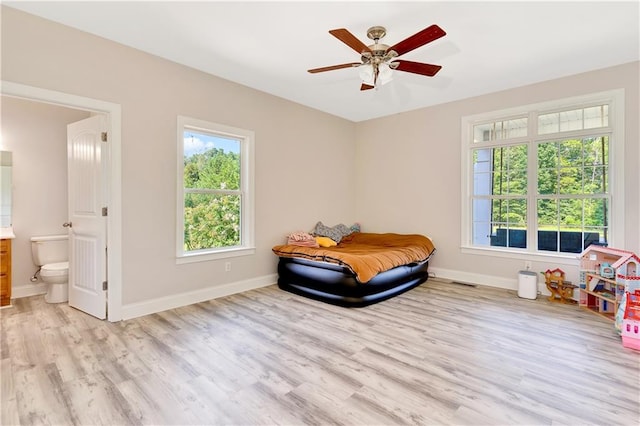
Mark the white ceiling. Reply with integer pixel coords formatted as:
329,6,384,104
6,1,639,122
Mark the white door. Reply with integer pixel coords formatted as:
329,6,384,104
67,115,107,319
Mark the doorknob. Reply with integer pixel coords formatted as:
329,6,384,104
63,222,72,228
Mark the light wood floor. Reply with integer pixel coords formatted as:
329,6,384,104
1,279,639,425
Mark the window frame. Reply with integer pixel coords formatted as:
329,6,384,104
176,115,255,264
461,89,625,262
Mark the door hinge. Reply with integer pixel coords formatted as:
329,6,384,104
102,281,108,291
101,132,108,142
102,207,108,217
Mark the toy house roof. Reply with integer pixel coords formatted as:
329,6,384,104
580,245,635,260
611,253,640,270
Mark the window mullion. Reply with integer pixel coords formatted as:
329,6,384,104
527,111,537,252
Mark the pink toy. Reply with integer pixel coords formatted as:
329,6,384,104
621,291,640,351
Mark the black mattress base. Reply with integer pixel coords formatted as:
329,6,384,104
277,257,430,307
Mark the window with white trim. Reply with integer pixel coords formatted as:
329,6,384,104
462,91,624,256
177,116,254,263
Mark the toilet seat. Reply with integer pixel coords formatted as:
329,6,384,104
41,261,69,277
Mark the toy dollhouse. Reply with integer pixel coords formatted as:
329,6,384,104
579,245,640,350
578,246,640,320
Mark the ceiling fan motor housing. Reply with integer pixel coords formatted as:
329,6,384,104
362,26,399,65
361,43,394,64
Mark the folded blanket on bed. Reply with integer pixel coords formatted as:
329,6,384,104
286,231,319,247
272,232,436,283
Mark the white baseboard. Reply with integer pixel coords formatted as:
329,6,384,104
428,266,549,296
120,274,277,320
11,283,47,299
12,268,551,318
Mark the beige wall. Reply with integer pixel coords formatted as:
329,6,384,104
0,97,90,293
1,6,356,306
355,61,640,287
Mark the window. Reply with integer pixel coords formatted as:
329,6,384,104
472,142,529,249
462,90,624,257
177,116,254,263
535,136,609,253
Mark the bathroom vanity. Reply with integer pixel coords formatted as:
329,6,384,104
1,236,11,307
1,151,13,306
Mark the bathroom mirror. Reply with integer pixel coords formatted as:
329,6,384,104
0,151,12,228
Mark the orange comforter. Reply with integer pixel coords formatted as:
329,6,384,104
272,232,436,283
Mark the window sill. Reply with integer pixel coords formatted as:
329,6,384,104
176,246,256,265
460,245,580,266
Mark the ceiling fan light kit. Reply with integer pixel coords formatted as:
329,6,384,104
308,24,446,91
359,62,393,87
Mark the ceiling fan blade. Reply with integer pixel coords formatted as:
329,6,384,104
392,60,442,77
308,63,361,73
360,83,375,91
387,24,446,56
329,28,373,54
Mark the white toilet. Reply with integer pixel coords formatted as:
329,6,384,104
31,235,69,303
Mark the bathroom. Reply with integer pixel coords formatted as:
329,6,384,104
1,95,92,303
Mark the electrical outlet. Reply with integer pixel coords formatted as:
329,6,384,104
225,262,231,272
525,261,532,270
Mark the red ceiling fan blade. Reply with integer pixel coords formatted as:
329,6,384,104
360,83,375,91
329,28,373,54
308,63,361,73
387,24,446,56
392,60,442,77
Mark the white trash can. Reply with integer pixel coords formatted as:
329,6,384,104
518,270,538,300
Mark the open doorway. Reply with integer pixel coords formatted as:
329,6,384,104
1,81,122,321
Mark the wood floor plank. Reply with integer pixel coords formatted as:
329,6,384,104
2,279,639,425
13,364,76,425
0,358,19,426
62,371,135,425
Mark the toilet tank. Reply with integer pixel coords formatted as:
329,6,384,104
31,235,68,266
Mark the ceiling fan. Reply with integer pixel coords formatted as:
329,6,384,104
308,25,446,91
